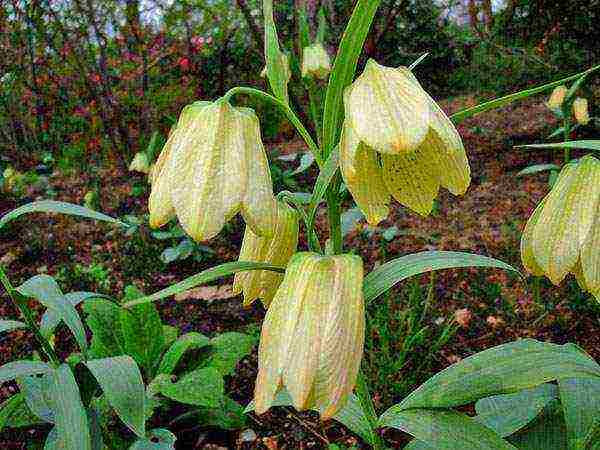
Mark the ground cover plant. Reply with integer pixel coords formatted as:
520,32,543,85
1,1,600,449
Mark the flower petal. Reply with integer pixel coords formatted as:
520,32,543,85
521,197,547,276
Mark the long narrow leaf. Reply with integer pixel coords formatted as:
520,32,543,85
518,140,600,151
86,356,146,438
40,292,108,339
451,65,600,124
0,361,51,384
122,261,284,308
363,251,519,304
308,147,339,224
0,320,26,334
263,0,289,103
322,0,382,156
0,200,125,230
516,164,560,177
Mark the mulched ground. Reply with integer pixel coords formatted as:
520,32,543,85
1,95,599,449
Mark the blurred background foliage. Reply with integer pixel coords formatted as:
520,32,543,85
1,0,599,172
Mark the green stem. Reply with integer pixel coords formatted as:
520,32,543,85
356,369,385,450
0,265,59,365
563,116,571,163
306,80,323,147
277,191,322,253
222,86,323,167
325,176,342,255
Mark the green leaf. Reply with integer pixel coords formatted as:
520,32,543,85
0,200,125,230
378,408,516,449
450,64,600,124
122,261,285,308
16,275,88,353
517,164,561,177
86,356,146,438
474,384,558,437
298,3,311,50
263,0,289,103
18,374,55,423
0,394,44,431
386,340,600,412
0,360,51,383
157,332,210,376
558,377,600,450
518,140,600,152
120,303,164,377
40,291,107,339
129,429,176,450
508,400,568,450
204,332,256,376
83,299,125,358
162,325,179,350
46,364,91,450
151,367,224,408
322,0,382,156
363,251,520,304
332,393,375,445
292,152,316,175
197,396,246,430
0,319,26,334
308,147,339,225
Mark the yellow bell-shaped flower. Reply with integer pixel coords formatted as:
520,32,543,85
233,200,299,307
301,43,331,80
573,97,590,125
546,85,567,110
521,155,600,298
254,252,365,419
149,100,277,242
128,152,151,174
340,63,470,222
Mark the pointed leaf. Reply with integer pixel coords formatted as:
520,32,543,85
18,374,55,423
157,332,210,375
508,400,567,450
0,394,44,431
204,332,256,376
40,292,108,339
263,0,290,103
0,319,26,334
519,140,600,152
86,356,146,438
0,360,51,383
558,377,600,450
151,367,224,408
120,303,164,376
83,298,125,358
363,251,520,304
0,200,125,230
517,164,561,177
16,275,87,353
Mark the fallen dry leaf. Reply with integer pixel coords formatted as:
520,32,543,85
454,308,473,328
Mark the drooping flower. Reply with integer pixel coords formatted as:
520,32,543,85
149,100,277,242
573,97,590,125
128,152,151,174
301,43,331,80
233,200,299,307
546,85,567,110
255,252,365,419
340,61,470,222
521,155,600,298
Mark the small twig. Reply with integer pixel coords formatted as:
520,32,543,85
284,407,330,445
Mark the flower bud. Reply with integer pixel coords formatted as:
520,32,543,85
344,60,431,154
149,100,277,242
233,200,299,307
255,252,364,419
301,43,331,80
340,65,470,221
521,155,600,290
128,152,151,174
573,97,590,125
546,85,567,110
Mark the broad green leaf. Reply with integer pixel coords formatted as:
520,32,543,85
83,298,125,358
157,332,210,375
46,364,91,450
322,0,382,157
197,396,246,430
204,332,256,376
86,356,146,438
378,408,516,449
508,400,567,450
0,360,51,383
0,319,26,334
451,65,600,123
388,340,600,412
40,291,108,339
363,251,520,304
517,164,561,177
263,0,289,103
87,401,105,450
129,429,176,450
474,384,558,437
558,377,600,450
150,367,224,408
519,140,600,152
16,275,88,353
0,394,44,432
120,302,164,377
162,325,179,350
0,200,125,230
18,374,55,423
122,261,284,308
